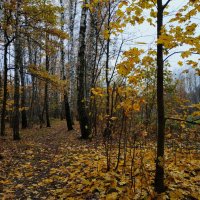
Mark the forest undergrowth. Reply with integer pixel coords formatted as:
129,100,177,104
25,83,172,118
0,120,199,200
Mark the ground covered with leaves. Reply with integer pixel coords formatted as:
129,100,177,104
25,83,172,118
0,121,200,199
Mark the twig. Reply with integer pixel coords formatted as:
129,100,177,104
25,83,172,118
166,117,200,125
163,0,172,10
164,51,199,62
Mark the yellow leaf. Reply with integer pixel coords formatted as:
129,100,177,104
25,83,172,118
81,178,90,185
106,192,118,200
178,61,183,66
118,181,127,186
42,178,53,184
133,103,140,111
181,51,191,58
169,190,183,199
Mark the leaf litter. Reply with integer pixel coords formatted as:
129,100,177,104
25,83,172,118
0,121,199,199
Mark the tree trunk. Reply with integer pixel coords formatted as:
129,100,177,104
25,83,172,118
13,0,21,140
154,0,165,193
104,0,111,138
27,29,35,126
0,5,14,135
45,51,51,128
20,52,28,129
60,0,73,131
0,72,2,119
77,0,90,139
64,94,73,131
1,42,8,136
68,0,77,112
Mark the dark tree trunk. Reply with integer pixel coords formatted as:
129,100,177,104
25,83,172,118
154,0,165,193
20,56,28,129
64,94,73,131
0,0,14,136
104,1,111,138
44,36,51,128
13,0,21,140
77,0,90,139
0,72,2,101
27,31,35,126
44,82,50,127
0,73,2,125
1,43,8,136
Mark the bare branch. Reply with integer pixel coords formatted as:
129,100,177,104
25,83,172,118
163,0,172,10
166,117,200,125
151,0,157,8
163,51,199,62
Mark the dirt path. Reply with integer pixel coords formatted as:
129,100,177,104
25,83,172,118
0,121,85,199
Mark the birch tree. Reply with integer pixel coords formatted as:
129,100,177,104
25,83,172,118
60,0,73,131
77,0,91,139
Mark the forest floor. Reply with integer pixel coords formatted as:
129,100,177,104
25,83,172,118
0,120,200,200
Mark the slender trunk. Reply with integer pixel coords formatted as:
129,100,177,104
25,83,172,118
45,50,51,127
0,72,2,102
27,32,34,126
38,46,44,127
68,0,77,112
44,83,50,127
115,114,125,170
155,0,165,193
64,94,73,130
60,0,73,131
9,73,13,128
20,54,28,129
104,0,111,138
0,73,2,132
1,43,8,136
13,0,21,140
77,0,90,139
85,12,96,101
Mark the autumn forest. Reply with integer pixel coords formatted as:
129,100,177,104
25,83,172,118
0,0,199,199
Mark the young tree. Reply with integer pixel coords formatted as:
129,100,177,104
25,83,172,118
154,0,165,192
104,0,112,138
154,0,200,192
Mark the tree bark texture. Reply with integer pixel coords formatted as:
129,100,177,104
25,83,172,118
77,0,91,139
60,0,73,131
155,0,166,193
13,0,21,140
